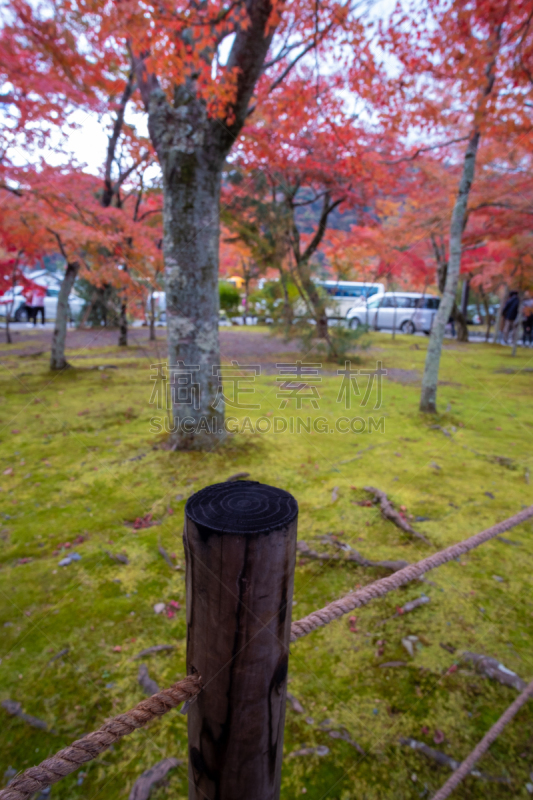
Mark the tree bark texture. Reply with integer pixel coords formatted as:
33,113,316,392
161,143,223,449
419,130,480,412
50,261,79,370
184,480,298,800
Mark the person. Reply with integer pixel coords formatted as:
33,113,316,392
29,286,46,326
501,291,519,343
21,289,34,327
523,305,533,347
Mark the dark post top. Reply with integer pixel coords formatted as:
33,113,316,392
185,480,298,535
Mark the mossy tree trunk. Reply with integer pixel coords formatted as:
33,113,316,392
51,261,79,370
420,44,498,412
133,1,276,449
420,131,481,412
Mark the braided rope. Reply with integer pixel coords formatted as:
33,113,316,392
0,676,201,800
431,678,533,800
290,505,533,641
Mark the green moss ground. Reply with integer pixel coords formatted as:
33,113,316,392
1,330,533,799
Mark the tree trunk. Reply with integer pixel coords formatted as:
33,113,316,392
512,292,524,357
455,280,470,342
134,0,280,450
419,130,480,413
243,270,250,325
118,300,128,346
454,303,469,342
460,278,470,318
149,291,156,341
159,149,224,449
79,290,98,328
5,263,17,344
480,289,492,342
279,268,293,338
493,285,508,344
50,261,79,370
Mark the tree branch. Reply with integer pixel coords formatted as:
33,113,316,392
46,228,70,262
268,41,317,94
217,0,278,151
113,152,151,195
102,69,137,208
0,184,23,197
383,136,471,165
301,193,343,263
128,42,161,113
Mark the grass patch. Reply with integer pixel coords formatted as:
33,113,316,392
0,331,532,799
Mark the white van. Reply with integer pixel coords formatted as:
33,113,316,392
346,292,440,334
316,281,385,318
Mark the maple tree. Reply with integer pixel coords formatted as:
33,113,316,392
223,71,395,356
0,2,165,365
379,0,533,412
99,0,371,445
0,165,163,367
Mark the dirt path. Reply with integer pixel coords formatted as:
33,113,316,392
0,325,303,363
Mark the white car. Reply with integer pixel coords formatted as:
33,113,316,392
0,285,84,322
346,292,440,334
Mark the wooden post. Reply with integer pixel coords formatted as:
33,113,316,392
184,480,298,800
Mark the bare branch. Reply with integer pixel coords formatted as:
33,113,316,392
301,193,343,263
113,152,151,195
267,41,317,94
46,228,69,262
383,136,471,165
0,183,23,197
102,69,137,208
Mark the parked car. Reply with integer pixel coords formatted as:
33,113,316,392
0,285,84,322
0,286,25,318
346,292,440,334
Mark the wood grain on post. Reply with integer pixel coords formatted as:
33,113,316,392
184,480,298,800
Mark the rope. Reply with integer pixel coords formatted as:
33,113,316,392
2,507,532,799
290,505,533,641
430,678,533,800
0,676,201,800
